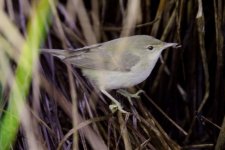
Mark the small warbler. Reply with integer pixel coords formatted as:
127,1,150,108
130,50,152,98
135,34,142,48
42,35,178,113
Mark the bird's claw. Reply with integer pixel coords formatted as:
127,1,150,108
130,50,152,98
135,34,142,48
117,89,145,104
109,103,128,114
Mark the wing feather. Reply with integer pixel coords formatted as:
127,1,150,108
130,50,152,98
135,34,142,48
63,47,140,72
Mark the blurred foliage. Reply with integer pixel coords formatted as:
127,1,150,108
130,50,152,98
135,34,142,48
0,0,51,149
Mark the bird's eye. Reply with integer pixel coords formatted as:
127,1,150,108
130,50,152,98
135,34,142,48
147,45,154,50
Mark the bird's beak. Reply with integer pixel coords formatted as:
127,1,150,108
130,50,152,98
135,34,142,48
163,42,180,49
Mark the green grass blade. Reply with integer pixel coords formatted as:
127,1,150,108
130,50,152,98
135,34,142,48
0,0,52,149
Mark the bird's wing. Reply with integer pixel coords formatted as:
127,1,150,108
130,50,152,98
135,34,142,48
62,46,140,72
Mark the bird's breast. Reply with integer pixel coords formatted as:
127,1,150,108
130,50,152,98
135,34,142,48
81,57,158,90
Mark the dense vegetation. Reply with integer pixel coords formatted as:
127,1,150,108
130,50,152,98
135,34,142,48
0,0,224,149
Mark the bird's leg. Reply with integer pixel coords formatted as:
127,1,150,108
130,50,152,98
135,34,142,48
101,89,128,113
116,89,145,104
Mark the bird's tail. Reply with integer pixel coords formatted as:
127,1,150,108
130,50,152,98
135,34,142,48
41,49,71,59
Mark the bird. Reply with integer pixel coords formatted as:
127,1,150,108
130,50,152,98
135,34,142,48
42,35,178,113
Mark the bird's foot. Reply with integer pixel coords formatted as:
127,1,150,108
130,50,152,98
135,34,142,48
117,89,145,104
109,103,128,114
101,89,128,114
